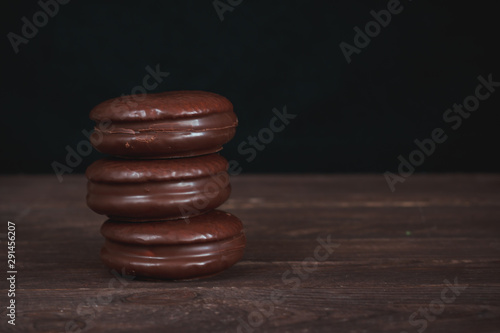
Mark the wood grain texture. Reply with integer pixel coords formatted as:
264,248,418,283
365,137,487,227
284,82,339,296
0,174,499,333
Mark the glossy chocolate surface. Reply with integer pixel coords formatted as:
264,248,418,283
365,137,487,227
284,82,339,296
101,210,244,245
89,91,237,159
100,211,246,280
86,153,228,182
86,154,230,221
90,91,233,121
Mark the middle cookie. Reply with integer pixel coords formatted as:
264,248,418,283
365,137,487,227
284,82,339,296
86,153,230,221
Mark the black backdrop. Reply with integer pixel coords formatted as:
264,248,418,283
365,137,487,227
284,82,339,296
2,0,499,174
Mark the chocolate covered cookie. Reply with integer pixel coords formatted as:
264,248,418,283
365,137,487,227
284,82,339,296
86,153,230,221
100,210,246,280
90,90,237,158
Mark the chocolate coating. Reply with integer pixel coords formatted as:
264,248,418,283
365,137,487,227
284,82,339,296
86,154,230,221
100,211,246,280
101,210,244,245
89,91,238,159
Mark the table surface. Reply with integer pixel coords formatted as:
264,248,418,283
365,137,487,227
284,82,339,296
0,174,499,333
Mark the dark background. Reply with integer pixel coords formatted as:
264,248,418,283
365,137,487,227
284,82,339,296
2,0,499,174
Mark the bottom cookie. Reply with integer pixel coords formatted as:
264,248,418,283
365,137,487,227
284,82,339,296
99,210,246,280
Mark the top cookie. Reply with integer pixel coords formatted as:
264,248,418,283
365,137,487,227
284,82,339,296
89,90,238,159
90,90,234,121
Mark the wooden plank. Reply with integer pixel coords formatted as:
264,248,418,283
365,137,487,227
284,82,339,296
0,174,499,332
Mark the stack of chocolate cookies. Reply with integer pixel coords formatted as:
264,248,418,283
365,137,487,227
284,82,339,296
85,91,245,280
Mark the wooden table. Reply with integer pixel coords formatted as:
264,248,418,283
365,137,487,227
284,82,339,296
1,174,499,333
